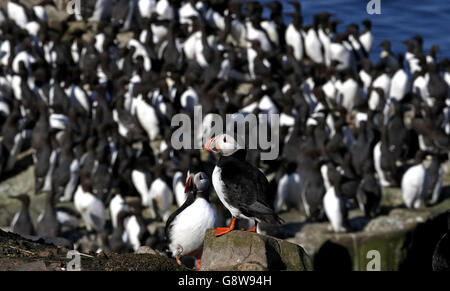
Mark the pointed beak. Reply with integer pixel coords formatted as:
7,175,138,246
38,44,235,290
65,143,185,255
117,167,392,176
184,174,194,193
203,136,219,153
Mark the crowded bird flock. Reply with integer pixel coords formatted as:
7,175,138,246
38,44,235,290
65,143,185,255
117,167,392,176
1,0,450,269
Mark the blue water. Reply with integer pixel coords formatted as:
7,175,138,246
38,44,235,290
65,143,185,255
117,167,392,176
259,0,450,60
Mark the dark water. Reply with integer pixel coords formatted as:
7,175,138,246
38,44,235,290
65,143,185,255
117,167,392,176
260,0,450,60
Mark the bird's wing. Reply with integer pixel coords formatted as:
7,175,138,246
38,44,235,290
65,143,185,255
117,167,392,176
220,158,279,222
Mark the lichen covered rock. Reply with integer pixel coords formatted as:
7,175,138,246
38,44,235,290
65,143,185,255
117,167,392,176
200,229,312,271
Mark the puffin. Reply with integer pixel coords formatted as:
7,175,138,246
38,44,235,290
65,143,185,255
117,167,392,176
165,172,217,268
9,194,35,236
203,133,282,236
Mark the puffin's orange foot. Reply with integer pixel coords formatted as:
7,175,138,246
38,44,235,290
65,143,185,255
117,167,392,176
246,226,256,232
196,259,201,271
214,218,236,236
214,227,234,236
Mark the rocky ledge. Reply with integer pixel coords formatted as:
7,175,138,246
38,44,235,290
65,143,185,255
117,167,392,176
276,188,450,271
0,229,188,271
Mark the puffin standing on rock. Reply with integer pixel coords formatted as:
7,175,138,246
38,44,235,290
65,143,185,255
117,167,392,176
165,172,217,269
203,134,283,236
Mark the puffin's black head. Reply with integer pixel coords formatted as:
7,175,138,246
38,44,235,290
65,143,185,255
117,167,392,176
184,172,211,199
193,172,210,193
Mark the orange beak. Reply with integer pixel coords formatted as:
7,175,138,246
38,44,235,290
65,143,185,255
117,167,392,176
203,136,219,153
184,173,194,193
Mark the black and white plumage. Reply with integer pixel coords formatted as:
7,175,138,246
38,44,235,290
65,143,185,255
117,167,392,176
204,134,282,236
165,172,217,266
148,170,173,222
52,136,79,202
74,176,106,232
54,207,79,231
304,16,324,64
285,16,304,61
173,171,188,207
359,19,373,55
109,210,132,253
323,173,350,233
274,162,302,213
356,164,382,218
389,54,410,101
109,194,130,229
402,153,429,209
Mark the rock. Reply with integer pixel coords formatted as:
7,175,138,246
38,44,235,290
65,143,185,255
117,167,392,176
0,259,47,271
200,229,312,271
0,165,40,228
0,229,189,271
20,234,74,249
135,246,158,255
285,191,450,271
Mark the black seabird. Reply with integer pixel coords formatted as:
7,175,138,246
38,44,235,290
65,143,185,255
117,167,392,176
356,163,382,218
203,134,282,236
165,172,217,269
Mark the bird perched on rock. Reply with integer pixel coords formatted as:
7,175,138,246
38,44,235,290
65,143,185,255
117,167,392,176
203,134,282,236
165,172,217,269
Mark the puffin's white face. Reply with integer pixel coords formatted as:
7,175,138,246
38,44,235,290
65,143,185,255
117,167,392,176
203,134,242,156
